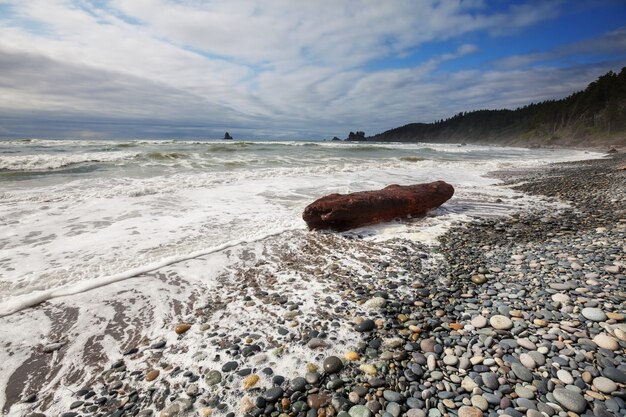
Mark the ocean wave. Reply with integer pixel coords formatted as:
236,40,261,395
0,152,139,171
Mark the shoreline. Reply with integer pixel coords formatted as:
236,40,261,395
1,152,624,417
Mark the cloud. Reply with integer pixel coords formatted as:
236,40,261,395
496,26,626,69
0,0,622,138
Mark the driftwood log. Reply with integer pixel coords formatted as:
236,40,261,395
302,180,454,231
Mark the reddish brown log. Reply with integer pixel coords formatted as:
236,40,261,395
303,181,454,231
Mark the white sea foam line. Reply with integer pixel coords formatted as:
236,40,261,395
0,226,303,318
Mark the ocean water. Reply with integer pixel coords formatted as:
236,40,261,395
0,138,604,415
0,139,600,317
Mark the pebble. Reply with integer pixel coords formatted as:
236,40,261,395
462,376,478,392
551,293,570,303
592,376,617,393
205,370,222,386
490,315,513,330
348,405,372,417
519,353,536,369
458,406,483,417
263,387,284,402
471,274,487,284
323,356,343,373
581,307,607,322
145,369,160,381
175,323,191,334
603,367,626,383
556,369,574,385
356,319,376,332
552,388,587,413
471,316,487,328
593,333,619,350
470,395,488,411
512,362,533,382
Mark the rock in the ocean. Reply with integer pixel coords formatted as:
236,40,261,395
302,181,454,231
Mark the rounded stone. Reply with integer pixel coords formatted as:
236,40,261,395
406,410,426,417
593,333,619,350
348,405,372,417
471,275,487,285
551,294,570,304
462,376,478,392
307,393,330,409
481,372,499,390
519,353,536,369
471,316,487,328
383,390,403,403
603,367,626,384
593,376,617,394
552,388,587,413
515,386,534,399
420,339,436,352
556,369,574,385
356,319,376,332
458,406,483,417
490,315,513,330
263,387,284,402
205,370,222,386
145,369,160,381
323,356,344,374
175,323,191,334
470,395,488,411
581,307,607,322
443,355,458,366
512,362,533,382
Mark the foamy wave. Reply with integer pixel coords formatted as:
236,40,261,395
0,152,139,171
0,227,301,317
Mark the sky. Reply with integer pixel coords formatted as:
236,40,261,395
0,0,625,139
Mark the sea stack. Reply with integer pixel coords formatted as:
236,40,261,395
224,132,233,140
302,180,454,231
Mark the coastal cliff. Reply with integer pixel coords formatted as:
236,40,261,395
362,68,626,147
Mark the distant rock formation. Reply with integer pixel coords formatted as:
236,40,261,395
345,131,366,141
302,181,454,231
331,136,342,141
224,132,233,140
